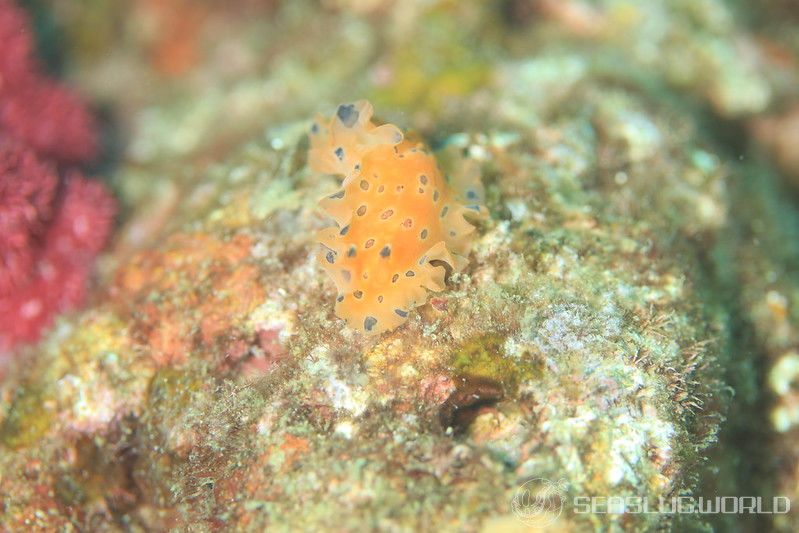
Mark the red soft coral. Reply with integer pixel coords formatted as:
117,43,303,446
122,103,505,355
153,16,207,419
0,82,98,163
49,173,116,255
0,142,58,294
0,0,116,357
0,172,116,354
0,0,35,87
0,0,98,163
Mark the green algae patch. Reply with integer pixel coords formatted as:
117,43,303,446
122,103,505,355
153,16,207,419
146,366,207,411
1,384,54,449
132,366,213,507
369,5,492,112
448,333,541,394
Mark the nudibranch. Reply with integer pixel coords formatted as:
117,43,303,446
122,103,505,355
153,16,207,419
309,100,486,335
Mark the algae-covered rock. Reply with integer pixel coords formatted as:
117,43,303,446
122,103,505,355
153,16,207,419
2,0,798,531
0,95,722,532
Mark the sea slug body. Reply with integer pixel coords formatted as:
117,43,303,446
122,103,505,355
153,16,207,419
309,100,486,335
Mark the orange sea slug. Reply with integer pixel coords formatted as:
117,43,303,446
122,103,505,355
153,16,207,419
309,101,486,335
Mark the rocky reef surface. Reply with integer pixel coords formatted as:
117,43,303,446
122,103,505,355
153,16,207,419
1,1,798,531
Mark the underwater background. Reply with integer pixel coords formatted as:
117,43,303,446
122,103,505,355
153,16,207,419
1,0,799,531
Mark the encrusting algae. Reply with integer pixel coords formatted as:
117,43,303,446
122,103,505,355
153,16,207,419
309,100,486,335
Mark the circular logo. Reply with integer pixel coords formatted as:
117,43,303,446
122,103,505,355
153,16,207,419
511,477,568,527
